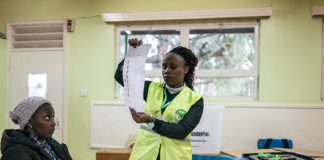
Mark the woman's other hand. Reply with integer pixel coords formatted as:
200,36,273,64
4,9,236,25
129,107,154,123
128,38,142,48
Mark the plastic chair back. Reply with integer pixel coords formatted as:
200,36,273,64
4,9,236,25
257,138,293,149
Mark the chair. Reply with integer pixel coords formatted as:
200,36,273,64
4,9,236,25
257,138,293,149
192,155,249,160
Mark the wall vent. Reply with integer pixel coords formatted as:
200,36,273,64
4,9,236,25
8,21,66,50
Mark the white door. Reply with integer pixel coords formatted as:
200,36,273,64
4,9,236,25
9,50,64,142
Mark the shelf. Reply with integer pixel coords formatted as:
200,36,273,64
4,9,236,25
102,7,272,22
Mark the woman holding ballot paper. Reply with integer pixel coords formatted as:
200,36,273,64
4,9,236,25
114,38,204,160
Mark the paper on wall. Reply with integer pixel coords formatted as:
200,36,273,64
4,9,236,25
123,44,151,112
192,105,224,154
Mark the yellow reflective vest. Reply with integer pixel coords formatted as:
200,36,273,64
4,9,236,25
129,82,202,160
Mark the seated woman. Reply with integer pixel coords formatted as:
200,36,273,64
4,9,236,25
1,96,72,160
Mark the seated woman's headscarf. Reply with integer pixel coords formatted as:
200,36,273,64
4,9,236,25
10,96,51,129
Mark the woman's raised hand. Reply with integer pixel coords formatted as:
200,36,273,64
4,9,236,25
128,38,142,48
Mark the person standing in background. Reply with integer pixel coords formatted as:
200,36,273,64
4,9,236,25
115,39,204,160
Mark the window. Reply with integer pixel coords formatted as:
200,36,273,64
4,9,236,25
28,73,47,97
116,21,259,99
311,6,324,100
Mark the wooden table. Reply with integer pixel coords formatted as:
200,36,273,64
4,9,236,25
96,148,131,160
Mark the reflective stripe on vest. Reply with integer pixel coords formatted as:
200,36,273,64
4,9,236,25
140,125,191,142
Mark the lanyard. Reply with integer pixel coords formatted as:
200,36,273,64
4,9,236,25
160,88,173,110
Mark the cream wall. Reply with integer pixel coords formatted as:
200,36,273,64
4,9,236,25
0,0,324,159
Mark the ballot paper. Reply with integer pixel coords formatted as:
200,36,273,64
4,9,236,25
123,44,151,112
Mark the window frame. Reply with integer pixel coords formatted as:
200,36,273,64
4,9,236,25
115,20,260,100
322,20,324,100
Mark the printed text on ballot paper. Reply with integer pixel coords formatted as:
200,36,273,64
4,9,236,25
123,44,152,112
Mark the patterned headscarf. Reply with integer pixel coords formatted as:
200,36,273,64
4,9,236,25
29,133,61,160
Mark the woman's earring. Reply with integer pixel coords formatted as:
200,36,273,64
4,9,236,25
29,125,33,129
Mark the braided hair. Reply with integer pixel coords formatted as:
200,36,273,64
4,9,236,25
168,46,198,90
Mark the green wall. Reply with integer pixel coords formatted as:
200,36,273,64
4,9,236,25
259,0,323,103
0,39,7,131
1,0,324,159
68,17,115,159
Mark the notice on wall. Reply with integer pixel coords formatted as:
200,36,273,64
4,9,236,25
191,105,224,154
123,44,151,112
